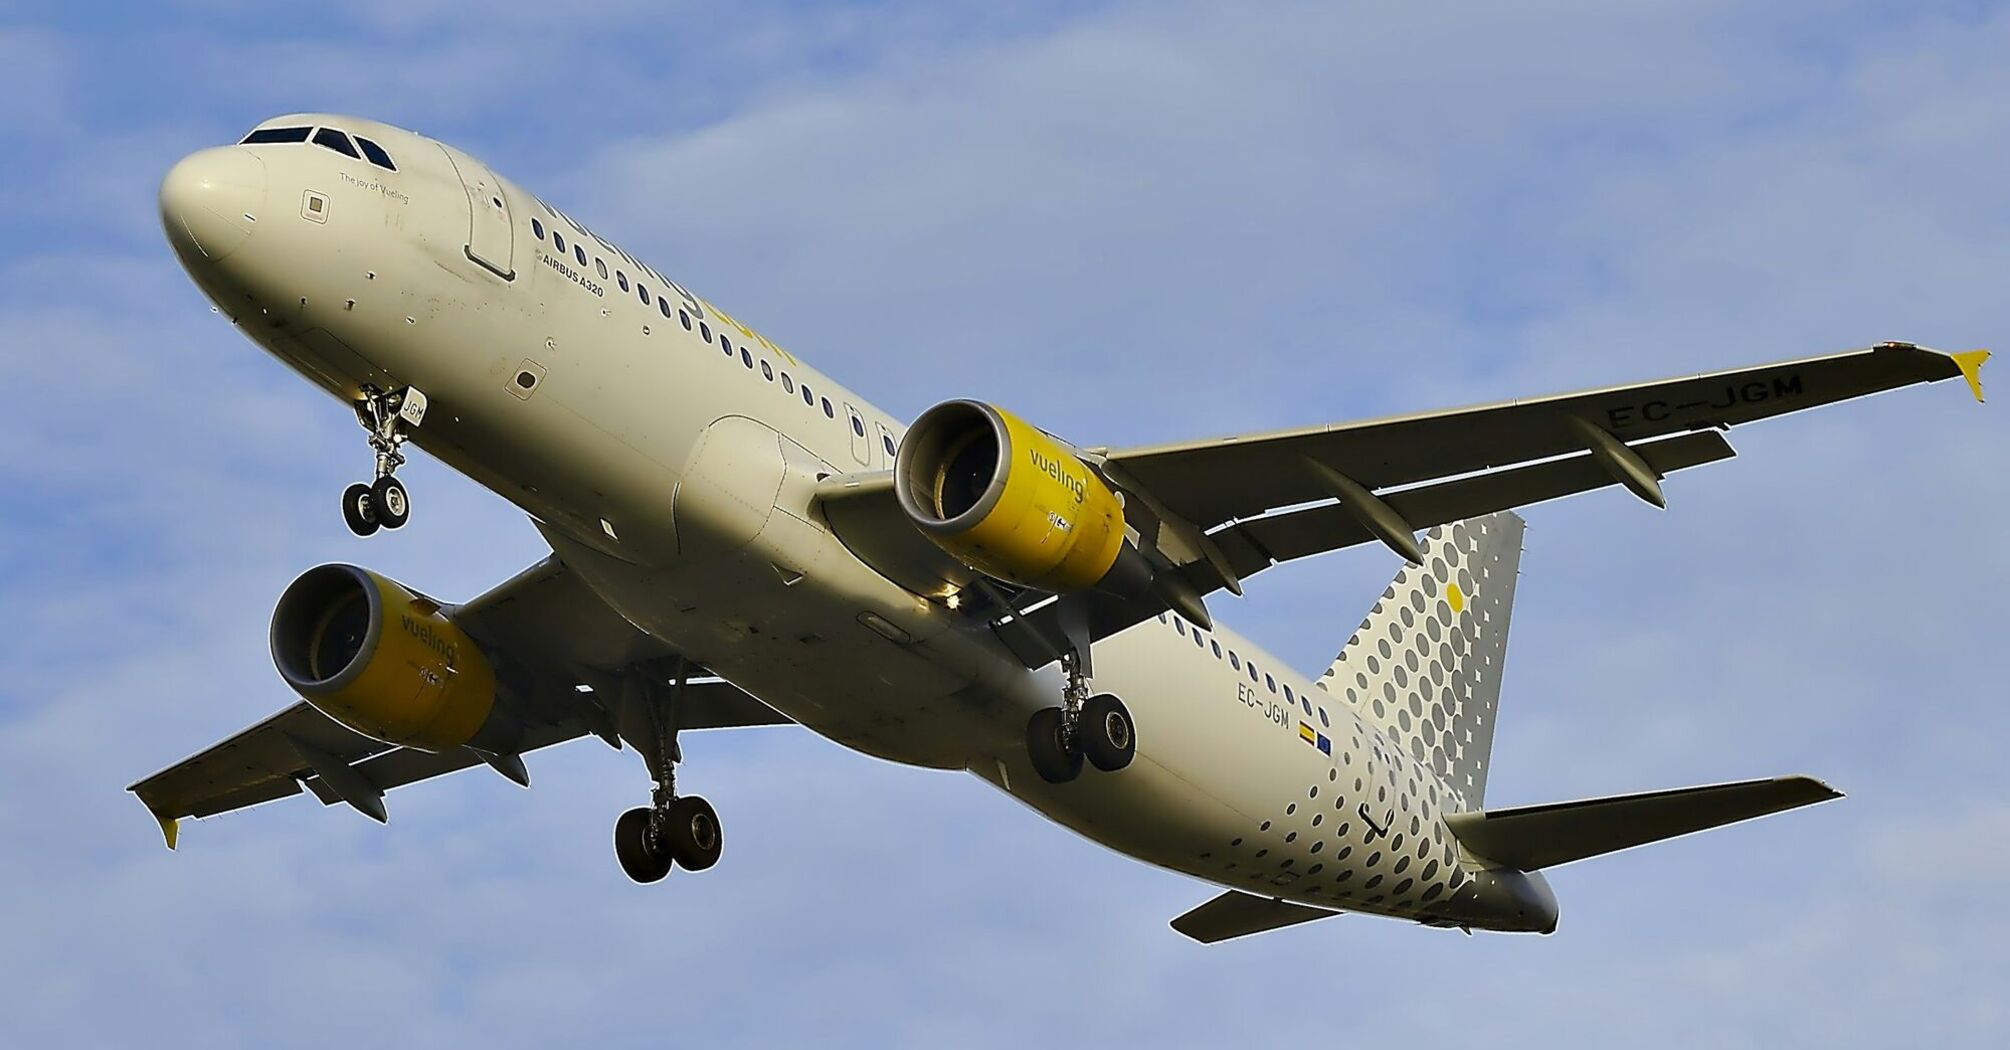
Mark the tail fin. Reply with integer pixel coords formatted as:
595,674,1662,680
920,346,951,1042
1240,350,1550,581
1444,775,1842,870
1314,512,1524,811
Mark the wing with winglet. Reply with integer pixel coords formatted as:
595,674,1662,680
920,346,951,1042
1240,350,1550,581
128,556,792,847
819,342,1986,667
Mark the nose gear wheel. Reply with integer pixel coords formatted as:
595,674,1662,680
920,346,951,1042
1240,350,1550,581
342,385,424,536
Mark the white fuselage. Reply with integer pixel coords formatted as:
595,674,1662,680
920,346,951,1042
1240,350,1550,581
162,114,1554,932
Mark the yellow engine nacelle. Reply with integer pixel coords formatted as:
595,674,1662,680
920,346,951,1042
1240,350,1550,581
894,400,1138,593
270,564,503,753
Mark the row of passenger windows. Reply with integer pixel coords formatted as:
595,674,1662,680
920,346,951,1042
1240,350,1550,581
1159,612,1331,728
528,215,899,461
239,125,397,171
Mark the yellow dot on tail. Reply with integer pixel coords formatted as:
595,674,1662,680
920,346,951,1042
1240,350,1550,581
1448,583,1466,613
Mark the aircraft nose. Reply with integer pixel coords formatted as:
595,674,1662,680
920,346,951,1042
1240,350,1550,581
160,147,267,263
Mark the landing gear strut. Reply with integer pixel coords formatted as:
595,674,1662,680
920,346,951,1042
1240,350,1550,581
341,385,424,537
1026,646,1136,785
613,661,724,883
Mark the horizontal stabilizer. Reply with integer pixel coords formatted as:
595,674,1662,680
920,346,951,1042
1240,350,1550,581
1170,890,1341,944
1444,775,1841,871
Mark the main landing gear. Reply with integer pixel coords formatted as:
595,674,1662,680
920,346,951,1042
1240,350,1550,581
613,662,724,883
341,385,425,537
1026,648,1137,785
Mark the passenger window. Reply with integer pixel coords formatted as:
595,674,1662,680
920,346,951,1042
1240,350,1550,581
781,373,795,394
313,127,361,159
241,126,311,144
821,397,834,419
573,244,587,267
883,434,896,457
1193,630,1205,648
1266,673,1277,692
1283,684,1295,704
1249,663,1260,683
1301,697,1314,716
659,298,673,318
1228,652,1240,671
802,385,815,406
638,284,652,305
699,322,711,342
355,136,396,170
1318,707,1331,728
851,416,866,437
741,348,754,368
722,335,733,354
532,218,546,241
1173,620,1185,636
1211,641,1223,659
617,271,629,292
761,360,774,381
553,232,567,253
595,258,608,279
679,310,692,330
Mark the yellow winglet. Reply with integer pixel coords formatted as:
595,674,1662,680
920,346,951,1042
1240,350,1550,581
1951,349,1989,403
155,813,179,851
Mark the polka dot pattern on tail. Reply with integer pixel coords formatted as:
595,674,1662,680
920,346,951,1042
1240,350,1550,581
1314,512,1524,812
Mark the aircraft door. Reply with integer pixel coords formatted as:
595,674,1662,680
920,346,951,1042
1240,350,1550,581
844,403,870,465
438,145,516,280
873,422,897,469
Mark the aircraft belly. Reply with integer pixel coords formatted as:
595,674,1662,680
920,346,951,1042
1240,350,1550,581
542,522,1001,770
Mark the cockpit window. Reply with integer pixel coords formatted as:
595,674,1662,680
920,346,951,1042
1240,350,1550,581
241,126,311,144
349,136,395,171
354,136,396,171
313,127,362,160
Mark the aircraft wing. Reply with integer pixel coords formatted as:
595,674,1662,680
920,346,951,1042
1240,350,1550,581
821,342,1985,667
128,557,791,846
1106,342,1986,529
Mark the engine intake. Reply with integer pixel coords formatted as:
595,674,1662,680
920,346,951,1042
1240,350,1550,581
271,564,509,753
895,400,1142,594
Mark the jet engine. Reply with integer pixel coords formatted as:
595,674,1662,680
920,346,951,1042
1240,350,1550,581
894,400,1149,595
270,564,516,753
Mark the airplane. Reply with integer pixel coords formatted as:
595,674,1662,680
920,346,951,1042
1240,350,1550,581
132,113,1990,943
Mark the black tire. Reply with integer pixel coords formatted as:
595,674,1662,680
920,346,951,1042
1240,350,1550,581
614,806,672,883
664,796,723,872
371,475,410,529
342,483,380,537
1027,707,1083,784
1080,694,1137,772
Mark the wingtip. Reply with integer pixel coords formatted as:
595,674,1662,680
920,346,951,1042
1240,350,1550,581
1950,349,1989,403
155,813,179,851
1784,774,1845,802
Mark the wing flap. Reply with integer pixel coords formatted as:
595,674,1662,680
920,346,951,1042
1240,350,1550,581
1170,890,1341,943
1207,430,1734,579
1444,775,1843,871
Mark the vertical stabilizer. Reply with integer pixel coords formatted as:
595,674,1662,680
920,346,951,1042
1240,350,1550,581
1314,512,1523,811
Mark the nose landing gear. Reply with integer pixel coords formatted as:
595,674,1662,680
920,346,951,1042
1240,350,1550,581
341,385,424,537
612,661,725,883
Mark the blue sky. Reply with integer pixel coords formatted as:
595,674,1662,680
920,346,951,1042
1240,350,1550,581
2,1,2005,1045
